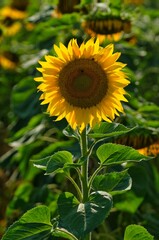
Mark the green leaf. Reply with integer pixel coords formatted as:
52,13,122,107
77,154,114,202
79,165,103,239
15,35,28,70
114,191,144,214
89,122,135,139
32,156,50,170
58,191,112,239
2,205,52,240
96,143,152,166
92,170,132,195
124,224,154,240
46,151,73,174
138,104,159,114
32,151,73,174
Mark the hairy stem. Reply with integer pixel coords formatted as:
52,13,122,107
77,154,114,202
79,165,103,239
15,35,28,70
88,165,103,194
66,174,82,202
80,128,89,203
80,128,91,240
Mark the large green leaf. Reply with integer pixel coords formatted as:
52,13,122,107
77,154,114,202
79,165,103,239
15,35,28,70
124,224,154,240
92,170,132,195
32,150,73,174
89,122,135,139
46,151,73,174
2,206,52,240
96,143,151,166
114,191,144,214
58,191,112,239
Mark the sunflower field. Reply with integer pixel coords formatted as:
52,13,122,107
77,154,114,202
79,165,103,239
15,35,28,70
0,0,159,239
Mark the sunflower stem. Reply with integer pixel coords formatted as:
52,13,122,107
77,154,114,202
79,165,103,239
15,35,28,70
88,165,103,195
65,174,82,202
80,127,89,203
80,127,92,240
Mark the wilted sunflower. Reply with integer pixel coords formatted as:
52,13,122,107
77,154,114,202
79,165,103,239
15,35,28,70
114,126,159,156
35,38,129,131
138,142,159,156
83,18,131,43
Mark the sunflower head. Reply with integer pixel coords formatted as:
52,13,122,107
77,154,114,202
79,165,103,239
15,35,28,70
35,38,130,131
0,6,27,20
2,17,14,27
138,142,159,156
82,3,132,43
2,20,22,36
0,51,19,70
83,17,131,43
0,27,3,37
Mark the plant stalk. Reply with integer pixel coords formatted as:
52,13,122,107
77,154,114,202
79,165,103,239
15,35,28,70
80,127,91,240
80,128,89,203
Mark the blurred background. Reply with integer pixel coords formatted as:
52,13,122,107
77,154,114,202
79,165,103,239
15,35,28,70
0,0,159,239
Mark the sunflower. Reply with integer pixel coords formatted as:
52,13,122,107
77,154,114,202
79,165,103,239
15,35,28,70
0,5,26,37
138,142,159,156
83,18,131,43
0,51,19,70
0,18,22,36
0,6,27,20
0,27,3,41
35,38,129,131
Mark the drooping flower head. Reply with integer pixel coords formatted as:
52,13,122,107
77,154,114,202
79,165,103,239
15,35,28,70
83,17,131,43
35,38,130,131
82,3,131,43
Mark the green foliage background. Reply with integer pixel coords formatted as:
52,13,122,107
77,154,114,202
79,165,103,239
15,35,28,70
0,0,159,239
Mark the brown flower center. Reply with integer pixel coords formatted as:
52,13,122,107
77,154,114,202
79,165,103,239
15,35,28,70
59,58,108,108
